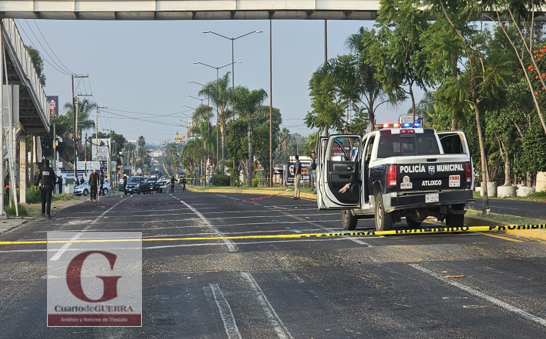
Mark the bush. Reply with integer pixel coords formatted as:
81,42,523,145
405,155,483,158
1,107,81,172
5,204,29,217
212,175,231,187
252,174,259,187
26,189,42,204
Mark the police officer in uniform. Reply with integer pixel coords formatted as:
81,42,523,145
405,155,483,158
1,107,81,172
34,159,56,218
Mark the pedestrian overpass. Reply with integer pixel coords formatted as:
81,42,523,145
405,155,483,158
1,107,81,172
3,1,381,20
1,18,49,211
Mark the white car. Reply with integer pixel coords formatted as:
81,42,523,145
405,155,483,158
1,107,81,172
74,181,112,196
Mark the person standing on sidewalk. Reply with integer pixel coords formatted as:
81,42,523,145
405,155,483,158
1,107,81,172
311,151,317,194
34,159,56,218
293,155,301,200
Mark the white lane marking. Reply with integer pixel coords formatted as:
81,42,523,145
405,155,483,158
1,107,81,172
409,264,546,328
255,202,372,247
0,237,353,254
241,272,293,339
178,199,238,252
35,219,341,233
216,194,238,200
49,199,127,262
208,283,242,339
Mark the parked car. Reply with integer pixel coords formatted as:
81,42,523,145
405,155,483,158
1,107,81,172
74,181,112,196
124,176,150,195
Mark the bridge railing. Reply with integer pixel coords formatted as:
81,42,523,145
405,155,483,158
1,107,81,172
2,18,49,127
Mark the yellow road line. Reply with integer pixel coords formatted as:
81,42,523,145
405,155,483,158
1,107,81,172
479,233,523,242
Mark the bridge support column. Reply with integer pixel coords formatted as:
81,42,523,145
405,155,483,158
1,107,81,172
19,138,26,203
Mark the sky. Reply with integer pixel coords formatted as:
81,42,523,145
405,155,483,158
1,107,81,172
16,18,424,145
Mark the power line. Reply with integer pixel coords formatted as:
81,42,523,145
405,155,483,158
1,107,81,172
102,110,188,128
107,107,194,119
16,20,72,76
32,20,75,74
21,20,73,75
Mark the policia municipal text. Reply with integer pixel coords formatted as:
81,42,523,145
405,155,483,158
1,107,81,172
34,159,56,218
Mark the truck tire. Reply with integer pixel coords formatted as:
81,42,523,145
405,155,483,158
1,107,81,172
446,204,465,227
406,218,422,228
374,193,393,231
341,210,358,230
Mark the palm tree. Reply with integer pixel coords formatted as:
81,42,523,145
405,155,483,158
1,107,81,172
231,86,268,186
138,136,146,148
344,27,402,131
199,73,233,163
62,98,96,137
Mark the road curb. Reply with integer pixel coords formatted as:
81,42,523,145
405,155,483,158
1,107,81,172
186,186,317,201
465,215,546,241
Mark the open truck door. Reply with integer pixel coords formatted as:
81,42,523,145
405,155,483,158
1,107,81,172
317,135,362,210
437,131,474,190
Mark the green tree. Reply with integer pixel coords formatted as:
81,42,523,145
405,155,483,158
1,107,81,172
364,0,432,122
26,46,46,86
231,86,268,186
422,0,512,213
199,73,234,163
305,65,345,136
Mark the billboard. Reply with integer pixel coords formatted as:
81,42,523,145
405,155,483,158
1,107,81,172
46,96,59,116
175,135,186,144
286,156,312,185
92,138,111,161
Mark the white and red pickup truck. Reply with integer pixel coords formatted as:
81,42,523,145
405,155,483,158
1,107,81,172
317,124,475,231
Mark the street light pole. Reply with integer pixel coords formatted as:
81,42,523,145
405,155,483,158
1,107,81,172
203,30,262,90
193,61,240,170
269,19,273,187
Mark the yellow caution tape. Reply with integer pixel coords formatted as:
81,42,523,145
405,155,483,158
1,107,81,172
1,224,545,246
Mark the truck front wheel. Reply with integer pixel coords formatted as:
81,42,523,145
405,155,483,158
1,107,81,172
341,210,358,230
375,193,393,231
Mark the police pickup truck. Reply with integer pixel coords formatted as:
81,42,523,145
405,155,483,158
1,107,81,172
317,123,474,231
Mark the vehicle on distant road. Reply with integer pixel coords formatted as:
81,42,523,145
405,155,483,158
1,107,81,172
74,180,112,196
147,175,160,193
124,176,150,195
318,123,474,231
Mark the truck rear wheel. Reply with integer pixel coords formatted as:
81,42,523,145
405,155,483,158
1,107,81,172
375,193,393,231
446,204,465,227
406,218,422,228
341,210,358,230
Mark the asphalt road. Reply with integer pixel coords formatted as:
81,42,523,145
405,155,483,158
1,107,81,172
1,189,546,338
470,198,546,220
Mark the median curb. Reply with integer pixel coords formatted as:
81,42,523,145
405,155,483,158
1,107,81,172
186,185,317,202
465,215,546,241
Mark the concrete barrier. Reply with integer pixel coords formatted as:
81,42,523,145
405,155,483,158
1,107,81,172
481,182,497,197
517,186,535,197
497,186,516,198
537,172,546,192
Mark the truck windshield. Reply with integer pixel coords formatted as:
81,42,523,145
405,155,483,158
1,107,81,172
377,133,440,158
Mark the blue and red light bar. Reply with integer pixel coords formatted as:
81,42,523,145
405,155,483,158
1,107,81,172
376,122,422,129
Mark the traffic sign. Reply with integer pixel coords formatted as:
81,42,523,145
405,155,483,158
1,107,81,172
253,160,260,170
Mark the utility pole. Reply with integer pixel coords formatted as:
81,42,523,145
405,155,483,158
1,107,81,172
95,106,107,167
84,132,88,179
71,74,89,183
269,19,273,187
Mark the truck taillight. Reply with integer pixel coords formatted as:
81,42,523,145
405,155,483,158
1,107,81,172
387,165,397,187
465,162,471,183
